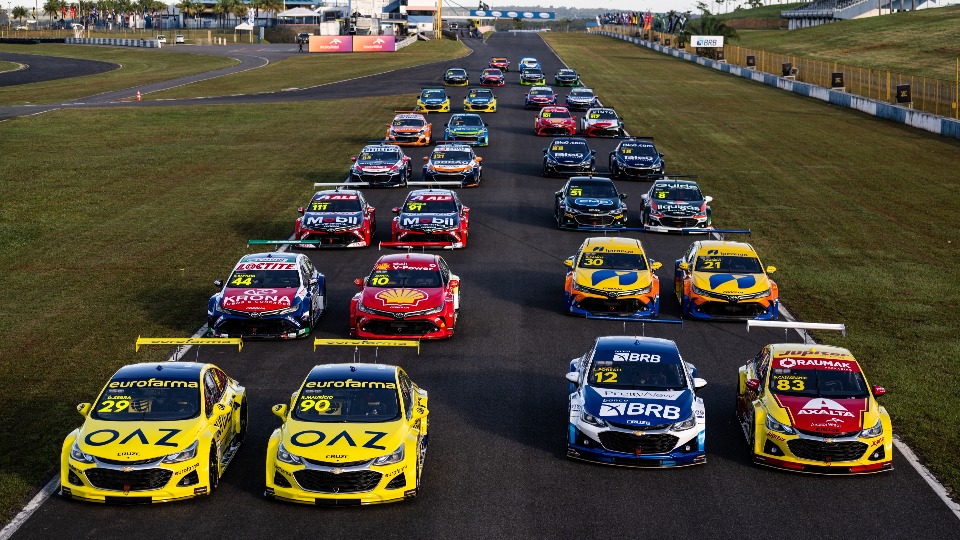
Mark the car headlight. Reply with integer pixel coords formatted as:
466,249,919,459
671,414,697,432
418,303,445,316
372,445,404,466
161,440,198,464
70,441,94,464
357,301,374,314
765,413,796,435
545,156,557,165
691,284,711,296
859,418,883,439
580,410,607,428
277,442,303,465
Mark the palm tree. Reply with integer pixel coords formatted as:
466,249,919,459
214,0,234,28
12,5,28,26
176,0,199,29
42,0,66,29
230,0,248,28
682,15,738,57
251,0,280,28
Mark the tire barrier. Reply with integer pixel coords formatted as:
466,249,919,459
64,37,159,48
0,37,66,44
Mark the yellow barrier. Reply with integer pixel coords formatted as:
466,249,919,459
135,336,243,352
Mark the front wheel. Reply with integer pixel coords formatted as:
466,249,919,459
208,445,220,493
235,401,248,446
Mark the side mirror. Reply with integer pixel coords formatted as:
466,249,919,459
272,403,288,421
410,397,429,421
555,191,563,197
353,278,364,287
651,261,662,271
704,196,713,203
641,194,649,200
543,148,548,154
678,262,689,271
214,279,223,288
385,123,391,127
449,279,460,288
77,403,91,417
422,156,429,162
475,157,482,162
659,152,664,157
350,156,357,162
564,256,574,268
309,277,318,286
565,372,580,385
590,149,596,154
297,206,305,214
694,378,707,390
745,379,761,392
392,207,400,213
766,265,777,274
367,206,375,213
619,193,627,200
873,385,886,397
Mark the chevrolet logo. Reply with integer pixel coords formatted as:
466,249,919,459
122,467,133,472
331,468,343,475
633,431,645,436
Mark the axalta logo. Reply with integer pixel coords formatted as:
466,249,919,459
797,398,854,417
777,358,855,371
375,288,428,306
597,400,681,419
612,351,661,362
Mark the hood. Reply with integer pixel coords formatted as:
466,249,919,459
542,117,571,125
430,160,472,172
624,154,658,164
302,212,363,231
589,121,614,128
529,94,553,101
398,212,459,231
392,126,424,133
421,97,446,104
361,286,445,312
281,420,407,462
448,125,484,134
574,268,652,292
356,159,398,170
467,96,493,104
567,196,620,212
76,418,203,461
549,151,589,164
650,201,702,217
693,272,769,295
221,287,301,312
584,386,693,427
774,395,873,434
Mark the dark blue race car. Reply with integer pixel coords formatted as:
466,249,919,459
542,137,596,177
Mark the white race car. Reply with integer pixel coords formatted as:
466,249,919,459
580,107,625,137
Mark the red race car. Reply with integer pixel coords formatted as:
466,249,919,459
489,56,510,71
349,253,461,340
384,189,470,249
480,68,505,86
535,106,577,136
294,190,375,247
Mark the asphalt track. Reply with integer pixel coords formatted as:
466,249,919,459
9,33,960,539
0,52,117,86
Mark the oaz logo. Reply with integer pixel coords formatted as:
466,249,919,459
84,428,181,447
288,430,389,450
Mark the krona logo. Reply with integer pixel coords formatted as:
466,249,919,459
375,288,427,306
798,398,854,417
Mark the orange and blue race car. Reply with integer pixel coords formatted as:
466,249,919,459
737,342,892,474
385,113,432,146
674,240,778,320
563,237,662,318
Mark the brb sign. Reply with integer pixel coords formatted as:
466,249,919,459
690,35,724,48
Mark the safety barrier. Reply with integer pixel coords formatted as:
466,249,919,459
596,30,960,141
395,35,418,50
64,37,159,48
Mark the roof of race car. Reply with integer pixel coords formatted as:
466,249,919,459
557,68,577,74
541,106,570,114
446,68,466,73
592,336,682,364
520,57,538,62
239,252,298,263
313,189,361,199
421,89,447,96
407,188,456,199
467,89,494,96
582,236,646,253
376,252,441,266
361,144,402,153
651,179,698,189
433,144,473,152
491,56,507,60
113,362,206,380
694,240,757,256
394,113,427,121
305,363,398,383
568,176,616,186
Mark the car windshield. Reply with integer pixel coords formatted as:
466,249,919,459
368,268,443,288
404,197,458,213
359,150,399,161
558,69,576,76
450,116,482,127
422,90,445,99
482,70,501,76
578,251,647,270
525,69,543,76
294,380,400,423
568,183,618,198
571,89,594,97
589,110,618,120
694,255,763,273
531,89,553,96
650,185,703,201
541,109,570,119
307,196,362,212
620,143,659,157
92,377,201,421
393,118,424,127
227,268,301,288
551,140,587,152
447,70,465,76
431,150,473,162
589,360,686,390
469,90,494,99
769,368,869,398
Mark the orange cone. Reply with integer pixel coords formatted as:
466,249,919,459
136,91,141,101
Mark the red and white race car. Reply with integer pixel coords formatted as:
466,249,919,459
385,189,470,249
294,190,376,247
535,107,577,136
480,68,505,86
580,107,626,137
349,253,460,340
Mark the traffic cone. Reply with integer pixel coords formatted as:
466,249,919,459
136,91,141,101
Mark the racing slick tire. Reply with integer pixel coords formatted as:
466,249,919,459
747,421,757,463
208,444,220,493
236,400,248,445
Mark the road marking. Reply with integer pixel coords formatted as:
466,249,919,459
0,478,59,540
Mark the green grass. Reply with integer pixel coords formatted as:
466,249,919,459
149,39,468,99
714,3,804,20
544,32,960,497
0,95,411,523
736,6,960,80
0,60,20,72
0,45,238,105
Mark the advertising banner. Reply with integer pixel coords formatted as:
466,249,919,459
353,36,396,52
309,35,352,53
690,35,723,48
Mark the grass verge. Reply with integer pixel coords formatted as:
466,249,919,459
0,95,408,523
0,60,20,73
0,44,238,105
544,32,960,497
149,39,468,99
736,6,960,80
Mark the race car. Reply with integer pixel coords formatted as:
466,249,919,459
349,144,412,187
524,86,557,109
640,179,712,233
608,138,665,180
421,144,483,187
265,363,429,504
208,252,326,339
674,240,778,320
737,343,892,474
566,336,707,467
581,107,625,137
415,88,451,113
479,68,505,87
563,237,662,318
463,88,497,112
554,176,628,230
388,189,470,248
294,190,376,248
565,87,600,110
519,57,540,70
489,56,510,71
385,113,432,146
443,68,469,86
61,362,247,503
349,253,461,339
554,68,581,86
520,67,546,86
542,137,595,176
535,107,577,137
443,114,489,146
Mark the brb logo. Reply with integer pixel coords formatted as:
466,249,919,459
598,400,681,419
612,351,661,362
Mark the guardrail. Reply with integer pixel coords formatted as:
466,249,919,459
65,37,159,47
395,34,418,50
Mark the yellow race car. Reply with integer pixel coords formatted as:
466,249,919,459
674,240,778,320
265,362,429,505
563,236,662,318
415,88,451,113
60,361,247,503
736,343,893,474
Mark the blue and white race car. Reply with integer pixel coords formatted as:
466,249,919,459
566,336,707,467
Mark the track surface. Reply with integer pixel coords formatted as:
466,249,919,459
0,52,117,86
10,33,959,539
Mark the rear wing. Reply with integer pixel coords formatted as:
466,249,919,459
585,314,682,336
406,181,464,187
586,227,751,236
747,320,846,343
135,336,243,352
313,338,420,361
379,240,462,250
314,180,369,188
